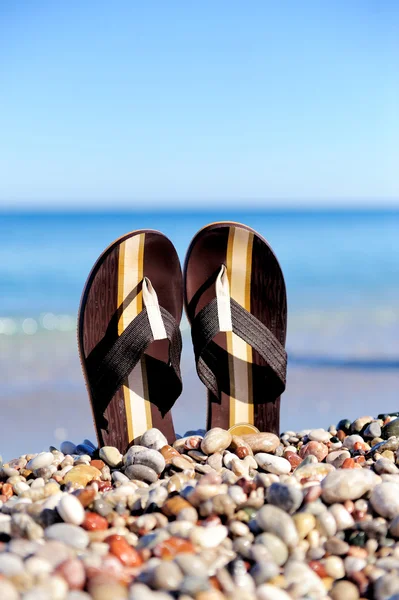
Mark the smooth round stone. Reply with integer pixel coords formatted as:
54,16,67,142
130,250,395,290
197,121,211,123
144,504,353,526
308,428,331,442
293,462,334,481
240,433,279,453
125,447,165,474
284,560,326,597
58,493,85,525
382,418,399,439
342,434,364,450
256,532,288,566
257,585,292,600
150,561,183,590
174,553,207,576
25,556,53,577
55,558,86,591
201,428,232,455
112,471,129,483
374,573,399,600
351,415,373,432
250,562,279,586
364,421,382,439
0,553,24,576
299,441,328,462
255,453,291,475
267,482,303,514
99,446,123,468
325,537,350,556
140,428,168,451
60,441,77,455
329,503,355,530
323,555,345,579
190,524,228,548
0,580,19,600
326,450,351,466
370,482,399,518
389,515,399,538
34,540,74,568
256,505,299,549
292,513,316,539
330,580,359,600
26,452,54,471
125,464,158,483
316,510,337,537
66,593,92,600
45,523,89,549
375,458,399,474
64,465,102,486
321,468,378,503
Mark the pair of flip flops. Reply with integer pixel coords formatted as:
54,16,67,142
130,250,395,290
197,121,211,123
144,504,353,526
78,222,287,453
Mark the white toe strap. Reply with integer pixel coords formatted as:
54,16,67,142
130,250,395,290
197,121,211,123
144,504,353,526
142,277,167,341
215,265,233,333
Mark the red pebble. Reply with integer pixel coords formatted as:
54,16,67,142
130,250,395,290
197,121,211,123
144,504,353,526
342,458,355,469
299,441,328,462
82,512,109,531
91,460,105,470
284,451,303,469
308,560,327,578
153,537,195,560
1,484,13,500
105,535,143,567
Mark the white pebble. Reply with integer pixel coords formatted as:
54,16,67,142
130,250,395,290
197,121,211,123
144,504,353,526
57,494,85,525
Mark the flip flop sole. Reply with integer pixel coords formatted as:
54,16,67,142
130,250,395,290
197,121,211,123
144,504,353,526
184,222,287,434
78,230,183,451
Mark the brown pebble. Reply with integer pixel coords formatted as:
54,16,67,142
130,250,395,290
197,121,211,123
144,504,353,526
299,441,328,462
342,458,356,469
91,460,105,471
75,488,96,508
162,496,193,517
160,445,180,464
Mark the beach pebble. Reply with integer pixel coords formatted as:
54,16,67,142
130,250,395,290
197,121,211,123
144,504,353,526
201,428,232,454
0,580,19,600
255,453,291,475
342,434,364,450
330,580,360,600
256,533,288,566
55,558,86,590
60,441,77,455
308,428,331,442
370,482,399,518
190,525,228,548
241,433,279,453
140,428,168,451
45,523,89,549
266,482,303,514
257,585,292,600
382,417,399,439
256,505,299,549
99,446,123,467
321,468,378,503
125,447,165,474
26,452,54,471
299,441,328,462
125,464,158,483
0,553,24,576
374,457,399,474
64,465,102,486
57,494,86,525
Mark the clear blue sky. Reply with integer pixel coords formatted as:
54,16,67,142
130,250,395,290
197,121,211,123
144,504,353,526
1,1,398,208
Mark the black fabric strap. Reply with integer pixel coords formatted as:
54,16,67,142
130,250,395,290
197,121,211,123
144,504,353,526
86,306,182,416
191,297,287,400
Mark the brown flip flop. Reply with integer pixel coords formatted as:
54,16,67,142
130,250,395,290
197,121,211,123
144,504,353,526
78,230,183,452
184,222,287,436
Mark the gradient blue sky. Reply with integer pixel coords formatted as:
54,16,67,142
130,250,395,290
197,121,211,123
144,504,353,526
1,1,398,208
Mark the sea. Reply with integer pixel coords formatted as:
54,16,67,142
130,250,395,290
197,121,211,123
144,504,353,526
1,209,398,459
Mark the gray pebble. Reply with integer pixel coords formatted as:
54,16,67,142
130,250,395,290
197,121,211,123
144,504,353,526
125,464,159,483
44,523,89,549
0,553,24,576
125,447,165,474
140,428,168,451
267,482,303,514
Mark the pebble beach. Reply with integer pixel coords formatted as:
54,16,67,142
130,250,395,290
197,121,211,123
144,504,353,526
2,416,399,599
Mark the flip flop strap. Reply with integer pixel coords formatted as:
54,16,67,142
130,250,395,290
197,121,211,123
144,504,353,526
86,285,182,415
191,295,287,400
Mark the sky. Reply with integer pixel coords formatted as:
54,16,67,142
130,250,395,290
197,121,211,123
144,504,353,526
0,1,398,209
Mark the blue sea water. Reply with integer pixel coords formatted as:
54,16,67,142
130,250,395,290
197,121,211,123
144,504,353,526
1,209,399,457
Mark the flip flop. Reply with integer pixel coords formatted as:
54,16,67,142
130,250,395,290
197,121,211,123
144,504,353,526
78,230,183,452
184,222,287,436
